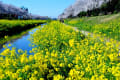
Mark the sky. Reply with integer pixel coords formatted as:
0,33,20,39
0,0,75,18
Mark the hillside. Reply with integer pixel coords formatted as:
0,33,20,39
58,0,120,19
64,13,120,40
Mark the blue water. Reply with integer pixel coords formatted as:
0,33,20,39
0,24,45,54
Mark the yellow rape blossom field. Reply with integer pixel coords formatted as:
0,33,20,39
0,21,120,80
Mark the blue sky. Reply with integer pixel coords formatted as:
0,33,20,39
0,0,75,18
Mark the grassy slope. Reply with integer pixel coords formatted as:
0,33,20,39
0,20,47,44
0,20,47,37
65,13,120,41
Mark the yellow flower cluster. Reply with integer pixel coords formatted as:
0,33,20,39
0,21,120,80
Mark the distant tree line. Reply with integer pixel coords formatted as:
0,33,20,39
0,14,17,19
0,14,31,20
77,0,120,17
0,6,30,20
0,14,28,20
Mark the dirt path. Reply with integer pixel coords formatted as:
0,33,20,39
70,26,120,60
73,27,115,42
101,14,120,22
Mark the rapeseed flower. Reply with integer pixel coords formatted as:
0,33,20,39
0,21,119,80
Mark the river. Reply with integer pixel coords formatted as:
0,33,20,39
0,24,45,55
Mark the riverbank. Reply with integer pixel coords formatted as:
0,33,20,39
0,20,47,38
0,24,43,54
0,20,47,45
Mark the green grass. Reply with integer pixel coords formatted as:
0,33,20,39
64,13,120,41
0,20,47,38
